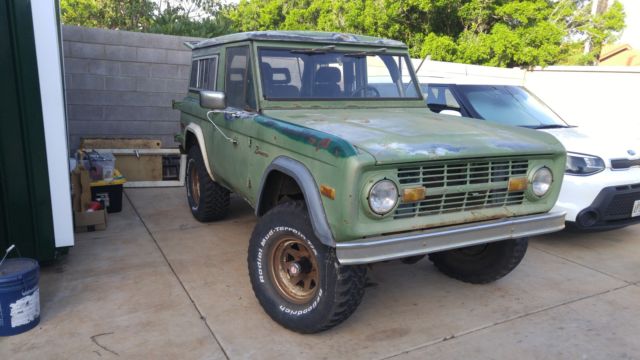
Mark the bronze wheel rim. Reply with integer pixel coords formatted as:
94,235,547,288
189,161,200,206
269,236,319,304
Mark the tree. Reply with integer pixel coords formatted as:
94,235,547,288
60,0,235,37
228,0,626,67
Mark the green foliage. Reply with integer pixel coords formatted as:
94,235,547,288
228,0,626,67
60,0,625,67
60,0,236,37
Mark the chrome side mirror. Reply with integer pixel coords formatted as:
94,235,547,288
200,91,226,110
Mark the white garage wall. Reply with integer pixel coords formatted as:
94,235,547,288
524,67,640,134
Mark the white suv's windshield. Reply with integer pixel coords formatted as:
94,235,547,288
258,48,421,100
457,85,568,129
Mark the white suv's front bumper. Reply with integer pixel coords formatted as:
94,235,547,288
556,167,640,228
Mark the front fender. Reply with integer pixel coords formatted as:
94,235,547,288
256,156,335,247
184,123,216,181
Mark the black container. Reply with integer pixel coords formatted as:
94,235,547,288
91,184,123,213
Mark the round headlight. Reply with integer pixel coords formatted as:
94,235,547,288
368,180,398,215
531,167,553,197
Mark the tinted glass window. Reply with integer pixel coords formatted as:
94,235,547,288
189,60,198,88
422,85,460,108
201,57,217,90
189,56,218,90
457,85,566,128
225,46,256,110
258,49,421,100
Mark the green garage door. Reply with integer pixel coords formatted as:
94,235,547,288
0,0,56,261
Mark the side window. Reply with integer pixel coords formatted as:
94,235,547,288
225,46,256,110
201,57,217,90
189,60,198,88
188,56,218,91
425,85,460,108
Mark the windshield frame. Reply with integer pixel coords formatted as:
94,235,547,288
452,84,570,129
255,44,423,104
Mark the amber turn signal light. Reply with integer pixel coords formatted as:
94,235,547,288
401,187,426,202
320,184,336,200
508,177,528,192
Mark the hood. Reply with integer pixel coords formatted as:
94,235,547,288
541,127,640,166
263,108,564,164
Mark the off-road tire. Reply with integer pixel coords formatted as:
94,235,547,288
186,144,230,222
428,238,528,284
248,201,367,333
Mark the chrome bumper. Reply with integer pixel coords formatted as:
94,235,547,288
336,211,566,265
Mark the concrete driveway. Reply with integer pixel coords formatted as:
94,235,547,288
3,187,639,359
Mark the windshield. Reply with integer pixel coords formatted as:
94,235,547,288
258,48,421,100
456,85,567,128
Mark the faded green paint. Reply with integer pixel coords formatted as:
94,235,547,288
175,32,567,244
254,115,357,158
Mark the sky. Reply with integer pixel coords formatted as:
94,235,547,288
618,0,640,48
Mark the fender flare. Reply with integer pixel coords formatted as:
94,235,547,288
185,123,216,181
256,156,336,247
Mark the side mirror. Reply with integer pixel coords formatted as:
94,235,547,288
439,109,462,117
200,91,226,110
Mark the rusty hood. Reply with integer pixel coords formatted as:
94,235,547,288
263,107,564,164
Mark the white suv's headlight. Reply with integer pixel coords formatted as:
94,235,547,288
531,167,553,197
566,152,605,176
368,180,398,215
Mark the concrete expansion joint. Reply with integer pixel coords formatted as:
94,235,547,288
379,283,633,360
530,245,634,285
123,191,231,360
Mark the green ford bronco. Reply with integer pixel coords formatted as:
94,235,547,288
174,31,566,333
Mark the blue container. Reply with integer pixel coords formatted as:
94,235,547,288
0,258,40,336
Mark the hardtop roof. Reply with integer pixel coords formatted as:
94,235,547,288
188,31,407,50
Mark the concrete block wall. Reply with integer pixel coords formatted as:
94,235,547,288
62,25,204,150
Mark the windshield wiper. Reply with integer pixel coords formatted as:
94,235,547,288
532,124,568,129
345,48,387,57
290,45,335,54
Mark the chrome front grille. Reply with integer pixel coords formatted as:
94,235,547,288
395,159,529,219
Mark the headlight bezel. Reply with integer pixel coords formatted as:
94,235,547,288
565,152,606,176
366,179,399,216
530,166,553,198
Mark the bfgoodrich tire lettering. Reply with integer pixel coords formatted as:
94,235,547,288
248,201,367,333
186,144,230,222
428,238,528,284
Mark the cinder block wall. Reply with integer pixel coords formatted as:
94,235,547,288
62,25,204,150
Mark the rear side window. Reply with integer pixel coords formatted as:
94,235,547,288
189,56,218,91
225,46,256,110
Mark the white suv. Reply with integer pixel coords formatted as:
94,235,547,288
422,83,640,231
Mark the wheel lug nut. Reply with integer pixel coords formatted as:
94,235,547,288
288,262,302,276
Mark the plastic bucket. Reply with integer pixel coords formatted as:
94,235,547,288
0,258,40,336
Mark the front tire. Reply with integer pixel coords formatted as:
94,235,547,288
428,238,528,284
186,144,230,222
248,201,367,333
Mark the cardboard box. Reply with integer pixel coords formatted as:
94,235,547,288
71,165,92,212
74,209,107,233
71,163,107,232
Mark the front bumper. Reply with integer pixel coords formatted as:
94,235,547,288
573,183,640,230
336,211,566,265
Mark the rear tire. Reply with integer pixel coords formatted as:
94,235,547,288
186,144,230,222
248,201,367,333
428,238,528,284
